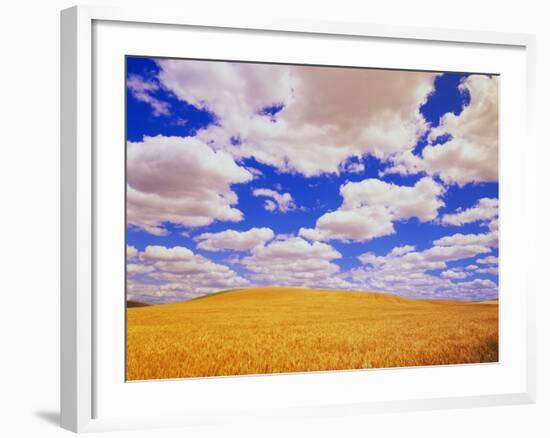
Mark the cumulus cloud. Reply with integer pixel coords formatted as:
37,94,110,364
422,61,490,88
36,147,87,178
127,135,253,235
127,245,249,303
153,59,436,176
127,245,138,259
383,75,498,186
126,74,170,116
434,230,498,248
441,198,498,226
476,266,498,275
195,227,275,251
300,177,444,242
252,188,297,212
340,177,444,220
140,245,194,261
388,245,416,257
476,255,499,265
127,263,155,274
422,75,498,185
451,279,498,297
440,269,471,280
245,166,264,179
263,199,277,212
340,160,365,174
299,205,395,242
241,237,351,289
349,238,497,300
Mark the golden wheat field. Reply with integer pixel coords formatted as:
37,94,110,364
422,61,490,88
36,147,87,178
126,287,498,381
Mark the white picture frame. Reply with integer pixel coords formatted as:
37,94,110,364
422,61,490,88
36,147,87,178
60,4,536,433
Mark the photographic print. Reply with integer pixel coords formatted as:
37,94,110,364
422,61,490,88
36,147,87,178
125,57,499,381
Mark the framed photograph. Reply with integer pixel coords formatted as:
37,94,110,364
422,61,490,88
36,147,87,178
61,5,536,432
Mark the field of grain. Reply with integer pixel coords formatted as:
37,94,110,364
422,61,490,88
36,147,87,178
126,287,498,380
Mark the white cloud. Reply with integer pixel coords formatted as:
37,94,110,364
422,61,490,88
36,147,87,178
441,198,498,226
252,188,297,212
434,230,498,248
127,245,250,303
127,282,166,304
274,233,295,241
195,227,275,251
476,255,499,265
154,59,436,176
241,237,351,289
127,135,253,235
347,236,496,300
476,266,499,275
300,177,444,242
127,245,138,259
383,75,499,186
140,245,194,261
264,199,277,212
388,245,416,257
300,206,395,242
245,166,263,179
126,74,170,116
440,269,470,280
452,278,498,295
358,252,386,267
127,263,155,274
422,75,498,185
340,160,365,174
417,244,492,263
340,177,444,221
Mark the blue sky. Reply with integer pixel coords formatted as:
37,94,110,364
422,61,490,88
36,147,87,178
126,57,499,303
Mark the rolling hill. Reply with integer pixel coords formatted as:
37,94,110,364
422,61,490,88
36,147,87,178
126,287,498,380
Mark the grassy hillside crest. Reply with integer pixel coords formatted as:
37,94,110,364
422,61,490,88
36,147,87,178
127,287,498,380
